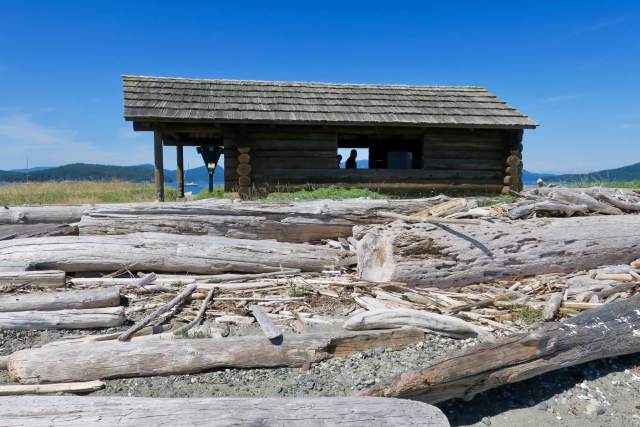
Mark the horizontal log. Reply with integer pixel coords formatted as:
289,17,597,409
254,168,502,183
0,380,105,396
361,294,640,403
226,156,337,169
423,149,506,160
0,287,120,312
7,328,424,383
78,198,448,242
355,215,640,288
0,270,66,288
0,307,124,330
0,205,89,225
0,223,78,240
422,159,504,171
0,233,341,273
0,396,449,426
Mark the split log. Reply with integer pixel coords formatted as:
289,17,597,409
0,223,77,240
0,233,341,274
78,197,448,243
343,309,487,339
7,328,424,384
355,215,640,288
0,287,120,312
508,200,588,219
361,294,640,403
0,270,66,288
0,396,449,426
249,304,282,340
0,380,105,396
0,307,124,330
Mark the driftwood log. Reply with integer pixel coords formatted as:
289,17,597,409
356,215,640,287
361,294,640,402
0,306,124,330
0,223,77,240
0,232,342,274
0,288,120,312
7,328,424,384
0,270,66,288
77,197,447,243
0,205,89,225
0,396,449,426
344,309,487,339
0,380,105,396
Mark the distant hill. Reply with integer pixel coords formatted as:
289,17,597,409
0,163,225,184
524,162,640,185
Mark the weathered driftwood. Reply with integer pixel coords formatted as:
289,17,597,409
172,287,217,336
7,328,424,384
0,223,77,240
0,380,105,396
356,215,640,288
0,270,66,288
542,292,563,321
0,205,89,224
119,283,198,341
0,396,449,426
78,197,448,243
343,309,487,339
249,304,282,340
0,307,124,330
0,288,120,312
361,294,640,403
508,200,589,219
0,233,342,274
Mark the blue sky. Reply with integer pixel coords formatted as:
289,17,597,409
1,1,638,173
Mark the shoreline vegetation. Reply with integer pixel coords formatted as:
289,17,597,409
0,180,637,206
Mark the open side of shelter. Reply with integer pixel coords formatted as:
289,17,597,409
122,76,537,200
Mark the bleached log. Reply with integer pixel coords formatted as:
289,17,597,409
0,205,89,224
0,307,124,330
78,197,448,243
7,328,424,384
0,396,449,426
355,215,640,288
542,292,563,321
585,188,640,212
361,294,640,403
0,223,77,240
414,198,469,218
343,309,487,339
508,200,589,219
0,270,66,288
0,233,341,274
249,304,282,340
0,287,120,312
0,380,105,396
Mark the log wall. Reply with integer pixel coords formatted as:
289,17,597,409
218,126,519,194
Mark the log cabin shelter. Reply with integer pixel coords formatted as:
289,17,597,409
122,75,537,200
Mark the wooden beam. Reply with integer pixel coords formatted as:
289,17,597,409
153,131,164,202
176,144,184,198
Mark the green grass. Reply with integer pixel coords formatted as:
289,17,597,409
193,186,226,200
511,305,544,325
0,181,176,205
266,185,387,201
478,194,514,207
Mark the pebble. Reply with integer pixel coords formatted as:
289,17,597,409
480,416,492,426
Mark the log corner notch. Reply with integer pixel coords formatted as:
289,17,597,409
237,146,251,198
501,129,523,195
153,130,165,202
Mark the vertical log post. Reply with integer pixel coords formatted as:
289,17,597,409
153,131,165,202
176,144,184,199
237,147,251,199
502,130,523,195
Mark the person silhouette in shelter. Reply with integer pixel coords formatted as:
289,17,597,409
337,154,342,168
345,149,357,169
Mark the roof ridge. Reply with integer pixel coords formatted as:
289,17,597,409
121,75,486,90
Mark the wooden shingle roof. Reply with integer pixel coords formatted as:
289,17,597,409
123,76,537,129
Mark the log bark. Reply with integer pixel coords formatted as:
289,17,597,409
0,306,124,330
0,270,66,288
343,309,487,339
0,396,449,426
0,380,105,396
355,215,640,288
361,294,640,403
77,197,448,243
7,328,424,384
0,287,120,312
0,232,342,274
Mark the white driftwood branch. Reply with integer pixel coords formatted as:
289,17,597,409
0,380,105,396
0,307,124,330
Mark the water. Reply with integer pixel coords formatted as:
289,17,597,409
166,180,223,195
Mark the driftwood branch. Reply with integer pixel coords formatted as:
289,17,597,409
249,304,282,340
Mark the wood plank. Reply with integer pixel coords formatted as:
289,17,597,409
0,381,105,396
0,287,120,312
0,270,66,288
154,131,165,202
0,307,124,330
